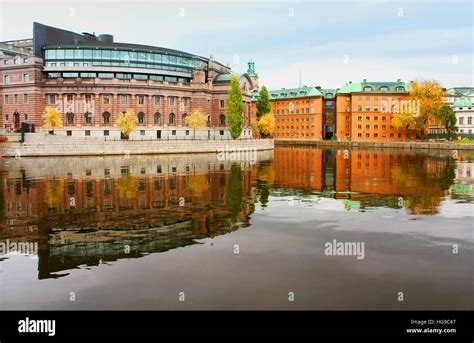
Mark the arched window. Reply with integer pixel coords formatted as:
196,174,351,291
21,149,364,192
396,86,405,92
168,113,175,125
154,112,161,125
66,112,74,125
379,86,388,92
207,115,211,127
84,111,92,124
102,111,110,125
219,114,226,127
363,86,372,92
137,112,145,125
182,113,188,126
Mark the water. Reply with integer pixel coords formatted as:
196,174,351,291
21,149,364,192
0,147,472,310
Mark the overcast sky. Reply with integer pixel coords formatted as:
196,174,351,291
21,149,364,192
0,0,472,90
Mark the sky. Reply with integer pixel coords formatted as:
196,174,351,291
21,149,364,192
0,0,472,90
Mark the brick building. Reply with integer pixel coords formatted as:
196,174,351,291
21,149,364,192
252,79,417,141
0,23,258,139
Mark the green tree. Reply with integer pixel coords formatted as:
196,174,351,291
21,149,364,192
226,164,243,228
226,75,244,139
256,86,271,120
436,104,457,134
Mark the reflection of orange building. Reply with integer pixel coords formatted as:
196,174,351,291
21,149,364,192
272,147,454,214
252,79,417,141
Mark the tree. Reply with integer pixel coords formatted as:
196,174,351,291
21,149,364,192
185,109,207,139
392,80,445,137
226,75,244,139
118,174,137,199
43,106,62,134
250,118,260,138
436,104,457,134
116,109,136,139
256,86,271,120
257,113,275,138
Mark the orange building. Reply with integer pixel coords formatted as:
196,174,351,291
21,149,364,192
336,79,416,141
252,79,417,141
252,86,324,139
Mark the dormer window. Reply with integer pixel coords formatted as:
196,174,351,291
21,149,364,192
363,86,372,92
379,86,388,92
396,86,405,92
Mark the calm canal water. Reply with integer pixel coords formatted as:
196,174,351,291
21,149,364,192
0,147,473,309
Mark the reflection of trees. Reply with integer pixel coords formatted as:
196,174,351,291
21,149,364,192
118,174,137,200
392,156,455,215
255,162,274,209
187,174,208,195
226,164,243,227
45,179,64,207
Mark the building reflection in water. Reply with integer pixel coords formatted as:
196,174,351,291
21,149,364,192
0,147,467,280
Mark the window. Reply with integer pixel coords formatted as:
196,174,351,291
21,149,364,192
153,112,161,125
154,96,160,105
66,112,74,125
374,133,378,138
219,114,226,126
374,116,378,121
459,117,464,125
366,116,370,121
220,100,225,108
23,73,29,82
171,130,176,135
137,95,145,105
358,105,362,111
120,95,128,105
169,97,175,106
182,98,188,107
182,113,188,126
358,125,362,129
85,95,92,104
366,133,370,138
66,130,72,136
24,113,28,120
103,95,111,105
103,112,111,125
3,75,10,84
84,112,92,124
358,116,362,121
374,125,378,129
168,113,175,125
14,95,18,104
220,130,224,136
85,130,91,136
140,130,145,136
137,112,145,124
104,130,109,136
365,106,371,112
468,117,472,125
4,95,8,104
185,130,189,136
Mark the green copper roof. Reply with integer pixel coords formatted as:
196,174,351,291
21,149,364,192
247,60,257,77
453,96,472,108
337,80,409,94
266,86,323,100
446,87,474,97
320,88,337,99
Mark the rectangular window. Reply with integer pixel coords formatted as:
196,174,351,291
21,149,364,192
66,130,72,136
140,130,145,136
154,96,160,105
468,117,472,125
48,94,56,105
120,95,128,105
4,95,8,104
24,94,28,104
357,105,362,111
374,133,378,138
22,73,29,82
220,100,225,108
103,95,110,105
169,97,175,106
171,130,176,135
358,116,362,121
3,75,10,84
365,106,371,111
366,133,370,138
220,130,224,136
85,130,91,136
138,95,145,105
65,50,74,59
185,130,189,135
182,98,188,107
14,94,18,104
374,116,378,120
